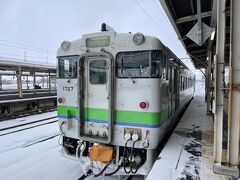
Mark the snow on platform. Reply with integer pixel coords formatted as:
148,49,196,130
147,82,225,180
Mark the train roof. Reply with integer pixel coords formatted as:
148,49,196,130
57,26,192,73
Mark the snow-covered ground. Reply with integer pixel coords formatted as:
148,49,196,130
0,111,57,129
0,82,208,180
0,112,82,180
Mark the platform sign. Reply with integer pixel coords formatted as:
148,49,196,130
186,22,215,46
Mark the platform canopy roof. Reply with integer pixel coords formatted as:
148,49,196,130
159,0,222,69
0,57,56,73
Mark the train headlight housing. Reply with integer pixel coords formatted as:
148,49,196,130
133,32,145,45
61,41,71,51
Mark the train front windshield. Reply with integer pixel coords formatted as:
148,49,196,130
58,56,78,79
116,51,162,78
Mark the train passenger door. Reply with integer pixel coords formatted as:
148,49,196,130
77,53,113,143
87,58,109,110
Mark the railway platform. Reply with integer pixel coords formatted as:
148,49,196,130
0,58,57,118
147,82,226,179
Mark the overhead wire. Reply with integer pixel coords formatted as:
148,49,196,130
0,52,56,60
133,0,184,52
153,0,172,26
0,40,56,63
0,40,56,54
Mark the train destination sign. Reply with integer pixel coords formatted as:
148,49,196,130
86,36,110,47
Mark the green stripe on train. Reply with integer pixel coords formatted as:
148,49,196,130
57,105,162,125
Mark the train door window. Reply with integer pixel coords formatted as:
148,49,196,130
89,59,107,84
58,56,78,78
151,51,162,78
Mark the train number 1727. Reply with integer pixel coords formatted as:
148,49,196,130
63,86,73,91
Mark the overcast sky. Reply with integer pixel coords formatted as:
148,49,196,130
0,0,202,77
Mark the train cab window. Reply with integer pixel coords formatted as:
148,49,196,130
58,56,78,78
89,59,107,84
116,51,162,78
116,51,150,78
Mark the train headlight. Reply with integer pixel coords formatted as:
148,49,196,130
133,32,145,45
61,41,71,51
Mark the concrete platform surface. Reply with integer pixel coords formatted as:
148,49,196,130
147,82,225,180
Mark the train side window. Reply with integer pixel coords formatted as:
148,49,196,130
184,77,186,90
151,51,162,78
166,57,169,80
162,54,166,79
186,77,188,89
185,77,187,90
182,76,184,91
169,65,172,93
180,76,182,91
89,59,107,84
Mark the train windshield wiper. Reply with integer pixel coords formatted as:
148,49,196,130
122,68,135,84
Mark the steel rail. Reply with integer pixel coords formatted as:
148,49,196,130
0,116,58,136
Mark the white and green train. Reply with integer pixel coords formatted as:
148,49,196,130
57,24,195,177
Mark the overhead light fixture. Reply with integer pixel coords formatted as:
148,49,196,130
211,31,215,40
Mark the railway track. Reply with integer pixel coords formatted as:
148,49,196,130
0,107,56,121
0,116,58,136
